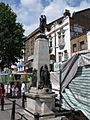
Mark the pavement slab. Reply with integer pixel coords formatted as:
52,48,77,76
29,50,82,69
0,110,11,120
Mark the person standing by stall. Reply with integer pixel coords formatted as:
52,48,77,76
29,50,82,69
0,83,3,97
0,83,4,110
7,83,11,97
21,81,26,101
12,85,15,97
21,82,26,95
27,75,31,92
4,83,8,97
15,86,19,97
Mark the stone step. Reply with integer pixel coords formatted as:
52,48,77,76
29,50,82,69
16,111,33,120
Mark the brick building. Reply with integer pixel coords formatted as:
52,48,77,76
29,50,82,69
71,34,88,55
24,8,90,72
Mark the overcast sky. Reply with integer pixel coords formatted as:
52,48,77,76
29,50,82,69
0,0,90,36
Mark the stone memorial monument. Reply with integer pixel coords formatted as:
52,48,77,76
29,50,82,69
25,15,56,119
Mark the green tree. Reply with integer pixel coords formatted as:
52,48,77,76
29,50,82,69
0,2,25,70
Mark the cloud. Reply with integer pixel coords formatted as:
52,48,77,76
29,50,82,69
20,0,43,12
42,0,90,23
65,0,83,7
65,0,90,15
79,0,90,9
23,23,38,36
42,0,67,22
22,0,90,35
1,0,90,36
0,0,20,6
11,0,43,34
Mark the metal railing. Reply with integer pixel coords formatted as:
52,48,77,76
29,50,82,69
10,98,73,120
0,94,74,120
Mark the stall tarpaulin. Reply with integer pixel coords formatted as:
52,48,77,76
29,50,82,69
50,50,90,92
50,50,90,119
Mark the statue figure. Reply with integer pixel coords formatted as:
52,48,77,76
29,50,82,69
43,64,51,88
40,15,46,33
40,66,45,86
31,69,37,87
39,64,52,89
38,66,44,89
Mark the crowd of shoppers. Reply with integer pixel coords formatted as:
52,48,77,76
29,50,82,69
0,81,26,98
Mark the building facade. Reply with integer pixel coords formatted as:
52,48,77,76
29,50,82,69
24,29,39,72
46,14,71,71
87,31,90,50
71,34,88,55
24,8,90,72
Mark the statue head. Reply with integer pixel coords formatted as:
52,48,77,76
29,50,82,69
44,64,48,71
41,15,43,18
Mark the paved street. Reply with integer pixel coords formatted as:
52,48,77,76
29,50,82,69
0,97,23,120
0,97,66,120
0,110,10,120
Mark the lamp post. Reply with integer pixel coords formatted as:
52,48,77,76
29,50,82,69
57,28,66,111
59,63,62,111
52,22,57,62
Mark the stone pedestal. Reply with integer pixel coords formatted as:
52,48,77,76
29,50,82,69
33,34,49,87
25,88,56,119
33,34,49,69
24,32,57,119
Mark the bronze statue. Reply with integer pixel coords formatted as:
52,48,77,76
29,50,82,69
43,64,51,88
40,15,46,33
39,64,52,89
31,69,37,87
38,66,44,89
40,66,44,85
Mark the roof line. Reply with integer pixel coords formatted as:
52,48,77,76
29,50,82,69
72,8,90,15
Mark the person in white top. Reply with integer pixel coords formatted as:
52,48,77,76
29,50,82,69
7,83,11,96
21,82,26,95
4,84,8,96
21,82,26,101
12,85,15,97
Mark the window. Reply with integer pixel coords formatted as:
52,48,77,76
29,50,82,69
58,52,63,62
73,44,77,52
80,41,84,50
49,37,52,47
58,29,65,50
64,50,68,61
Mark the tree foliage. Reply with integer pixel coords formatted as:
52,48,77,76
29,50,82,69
0,2,25,70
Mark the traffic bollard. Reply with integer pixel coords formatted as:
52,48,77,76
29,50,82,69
1,95,4,111
11,100,16,120
34,112,39,120
22,93,25,108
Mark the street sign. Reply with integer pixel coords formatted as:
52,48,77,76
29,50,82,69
54,62,60,71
